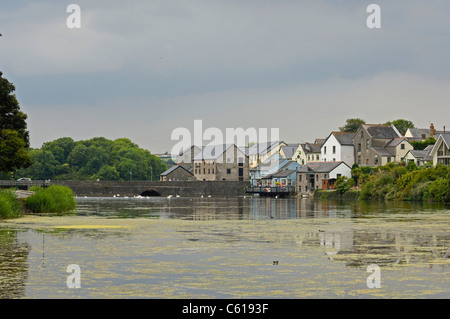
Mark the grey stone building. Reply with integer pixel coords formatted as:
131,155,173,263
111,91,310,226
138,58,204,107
193,144,249,181
160,165,195,181
352,124,407,166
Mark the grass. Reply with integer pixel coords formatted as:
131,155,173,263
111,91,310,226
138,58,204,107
25,185,76,214
0,189,22,219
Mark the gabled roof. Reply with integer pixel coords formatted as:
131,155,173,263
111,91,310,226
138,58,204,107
407,150,430,159
360,124,402,139
323,131,355,146
406,128,446,139
372,147,394,157
430,133,450,156
194,144,239,160
160,165,193,176
385,137,410,147
280,145,298,159
299,161,350,173
300,142,322,154
248,141,285,156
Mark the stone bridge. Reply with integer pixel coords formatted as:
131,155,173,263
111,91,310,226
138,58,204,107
50,180,250,197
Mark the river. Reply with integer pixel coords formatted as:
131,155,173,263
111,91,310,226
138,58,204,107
0,196,449,299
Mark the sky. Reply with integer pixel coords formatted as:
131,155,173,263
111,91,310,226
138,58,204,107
1,0,449,154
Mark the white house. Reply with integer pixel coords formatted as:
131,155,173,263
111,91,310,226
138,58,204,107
321,132,355,167
429,133,450,166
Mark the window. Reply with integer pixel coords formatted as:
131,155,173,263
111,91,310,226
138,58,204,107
212,169,214,174
337,174,342,178
208,169,210,174
387,157,391,163
316,155,319,160
374,156,379,165
332,146,336,154
316,174,318,181
324,174,327,179
299,175,302,182
227,169,231,174
333,158,335,162
361,131,364,138
401,143,405,150
203,168,205,174
358,144,361,152
366,139,370,149
324,146,327,154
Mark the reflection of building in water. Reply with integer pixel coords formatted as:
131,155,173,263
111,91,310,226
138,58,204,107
320,231,354,259
191,197,249,220
295,227,450,269
0,229,30,298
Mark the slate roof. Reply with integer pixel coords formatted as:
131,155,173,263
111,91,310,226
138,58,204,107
300,143,322,154
265,169,298,179
409,150,430,159
362,124,402,139
248,141,284,156
194,144,235,160
372,147,394,157
160,165,193,176
324,131,355,146
385,137,409,147
407,128,446,140
299,161,349,173
280,145,298,159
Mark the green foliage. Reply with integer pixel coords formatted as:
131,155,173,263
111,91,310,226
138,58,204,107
410,137,436,150
17,137,167,181
339,118,366,133
358,163,450,202
384,119,415,136
25,185,76,213
0,72,31,172
0,189,21,219
335,176,355,194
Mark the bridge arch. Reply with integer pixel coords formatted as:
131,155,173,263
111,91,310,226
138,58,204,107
140,189,161,197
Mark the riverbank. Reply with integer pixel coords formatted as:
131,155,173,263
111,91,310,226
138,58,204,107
0,185,76,219
315,162,450,203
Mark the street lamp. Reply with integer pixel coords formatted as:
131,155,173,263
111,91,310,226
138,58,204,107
129,150,132,182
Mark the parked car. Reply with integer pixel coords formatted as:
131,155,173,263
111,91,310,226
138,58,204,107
17,178,32,181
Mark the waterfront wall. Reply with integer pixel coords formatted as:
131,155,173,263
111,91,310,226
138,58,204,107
51,180,251,197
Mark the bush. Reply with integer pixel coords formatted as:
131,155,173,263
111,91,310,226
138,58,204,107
25,185,76,213
423,178,449,202
0,189,22,219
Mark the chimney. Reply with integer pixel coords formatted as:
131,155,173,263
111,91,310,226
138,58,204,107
430,123,436,137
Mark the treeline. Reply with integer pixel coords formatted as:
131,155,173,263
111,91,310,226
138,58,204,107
333,162,450,202
5,137,167,181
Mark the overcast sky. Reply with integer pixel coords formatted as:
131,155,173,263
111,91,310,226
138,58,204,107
1,0,449,153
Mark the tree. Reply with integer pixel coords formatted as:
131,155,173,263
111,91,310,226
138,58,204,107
0,72,31,172
339,118,366,133
385,119,415,136
0,129,31,173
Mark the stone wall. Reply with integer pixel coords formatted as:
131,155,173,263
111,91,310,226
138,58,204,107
51,180,250,197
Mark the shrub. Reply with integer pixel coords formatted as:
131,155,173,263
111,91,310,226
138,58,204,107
25,185,76,213
0,189,22,219
423,178,449,202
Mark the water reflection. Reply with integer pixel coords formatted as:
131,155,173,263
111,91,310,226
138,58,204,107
0,196,448,298
0,229,30,298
